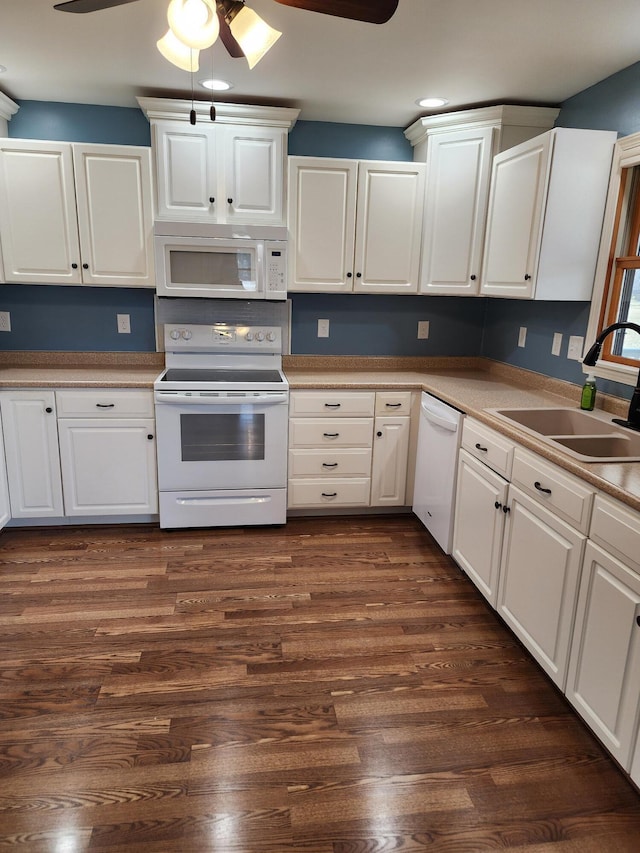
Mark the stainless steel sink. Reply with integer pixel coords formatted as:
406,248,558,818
487,407,640,462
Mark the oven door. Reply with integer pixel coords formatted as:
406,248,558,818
154,391,288,491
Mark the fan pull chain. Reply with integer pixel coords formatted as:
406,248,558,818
210,47,216,121
190,49,196,125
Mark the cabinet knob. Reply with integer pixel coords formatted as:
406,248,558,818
209,197,215,203
83,263,89,270
376,431,383,437
495,501,502,510
524,274,532,281
470,274,477,281
346,272,352,278
147,434,154,440
356,272,362,278
45,407,53,413
637,615,640,627
503,505,511,515
227,198,233,204
71,263,78,269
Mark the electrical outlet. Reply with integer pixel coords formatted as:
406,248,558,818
0,311,10,332
117,313,131,334
518,326,527,348
317,318,329,338
417,320,430,339
568,335,584,361
552,332,563,356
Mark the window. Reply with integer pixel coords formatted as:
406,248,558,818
586,132,640,384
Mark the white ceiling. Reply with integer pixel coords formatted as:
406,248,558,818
2,0,640,128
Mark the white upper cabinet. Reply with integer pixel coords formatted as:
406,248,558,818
481,127,617,300
0,139,154,287
139,98,300,228
419,127,495,295
288,157,425,294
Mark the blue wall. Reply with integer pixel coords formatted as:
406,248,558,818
8,101,151,146
288,120,411,161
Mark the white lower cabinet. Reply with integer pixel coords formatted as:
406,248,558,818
452,449,508,606
0,388,158,520
0,390,64,518
288,389,412,510
0,414,12,530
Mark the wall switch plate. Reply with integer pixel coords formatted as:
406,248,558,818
317,318,330,338
417,320,430,339
518,326,527,348
552,332,563,356
568,335,584,361
117,313,131,334
0,311,10,332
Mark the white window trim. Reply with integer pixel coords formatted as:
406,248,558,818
585,131,640,387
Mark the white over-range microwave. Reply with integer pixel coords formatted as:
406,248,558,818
154,222,287,300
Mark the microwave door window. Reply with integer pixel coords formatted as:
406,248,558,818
180,412,265,462
168,250,257,291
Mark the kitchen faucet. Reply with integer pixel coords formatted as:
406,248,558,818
582,321,640,432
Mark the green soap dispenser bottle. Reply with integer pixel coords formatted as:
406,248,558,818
580,374,597,411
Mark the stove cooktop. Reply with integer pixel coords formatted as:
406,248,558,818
161,368,285,384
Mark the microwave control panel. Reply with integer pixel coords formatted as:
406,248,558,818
266,242,287,295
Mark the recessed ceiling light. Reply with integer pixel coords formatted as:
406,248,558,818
416,97,449,109
199,78,233,91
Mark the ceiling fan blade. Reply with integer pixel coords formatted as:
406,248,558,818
54,0,141,12
272,0,398,24
217,7,245,59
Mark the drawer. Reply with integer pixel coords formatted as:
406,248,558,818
589,493,640,573
290,390,375,417
461,418,514,480
288,448,372,478
511,447,594,533
56,389,154,418
289,418,373,448
288,478,371,508
375,391,412,416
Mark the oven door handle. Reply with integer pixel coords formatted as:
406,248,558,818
154,392,288,406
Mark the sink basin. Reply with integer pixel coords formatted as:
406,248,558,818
487,407,640,462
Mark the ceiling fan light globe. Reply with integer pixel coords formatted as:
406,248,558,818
157,28,200,71
228,6,282,69
167,0,220,50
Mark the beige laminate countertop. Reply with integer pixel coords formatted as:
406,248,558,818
285,358,640,514
0,352,163,388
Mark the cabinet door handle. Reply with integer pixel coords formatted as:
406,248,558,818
82,263,89,270
636,615,640,627
227,198,233,204
475,443,488,452
385,402,402,408
209,197,215,203
71,263,78,269
503,505,511,514
324,403,341,408
524,274,532,281
356,272,362,278
147,434,154,440
96,403,115,408
376,431,383,437
45,407,53,414
323,432,340,438
322,462,338,468
534,481,552,495
321,492,337,498
470,274,477,281
347,272,352,278
495,501,502,510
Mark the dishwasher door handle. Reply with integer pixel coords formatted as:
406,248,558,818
421,403,459,433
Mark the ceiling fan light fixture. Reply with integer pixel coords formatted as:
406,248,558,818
225,3,282,69
157,28,200,71
167,0,220,50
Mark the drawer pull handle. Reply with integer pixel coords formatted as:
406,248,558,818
322,462,338,468
321,492,337,498
475,443,488,452
534,481,552,495
96,403,116,408
385,402,402,408
324,403,341,408
323,432,340,438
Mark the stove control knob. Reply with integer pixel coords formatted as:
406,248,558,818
256,331,265,342
182,329,192,340
266,331,276,342
169,329,181,340
246,332,254,341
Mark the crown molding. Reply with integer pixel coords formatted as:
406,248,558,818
0,91,19,123
404,104,560,145
137,97,300,129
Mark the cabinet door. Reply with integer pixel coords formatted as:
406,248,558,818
370,416,410,506
420,127,494,295
73,145,154,287
287,157,357,292
0,140,82,284
0,416,11,530
452,449,507,607
58,418,158,515
481,132,553,298
566,541,640,769
153,121,217,221
498,485,585,688
0,391,64,518
354,162,425,294
223,126,285,224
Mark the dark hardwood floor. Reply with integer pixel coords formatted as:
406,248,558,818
0,514,639,851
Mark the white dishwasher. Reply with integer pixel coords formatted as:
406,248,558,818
412,392,464,554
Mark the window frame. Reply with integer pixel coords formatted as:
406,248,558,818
586,131,640,386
